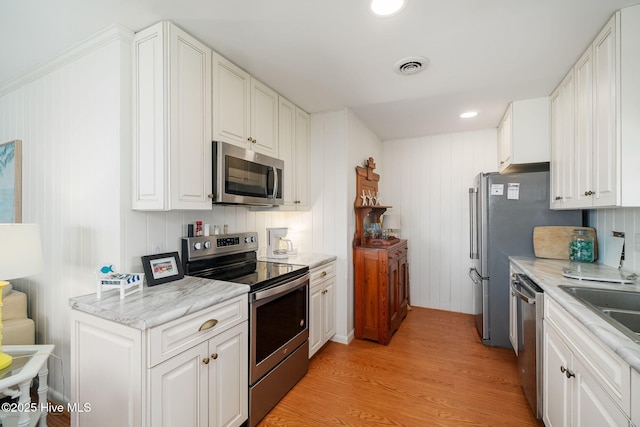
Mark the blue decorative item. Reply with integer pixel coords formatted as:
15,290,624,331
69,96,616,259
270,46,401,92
99,265,115,274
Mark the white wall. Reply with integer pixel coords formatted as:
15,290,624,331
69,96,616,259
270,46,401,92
381,129,497,313
0,25,133,403
589,207,640,274
310,108,382,343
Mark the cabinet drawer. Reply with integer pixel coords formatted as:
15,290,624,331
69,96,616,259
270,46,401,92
148,294,248,367
388,243,407,259
310,261,336,283
545,297,631,415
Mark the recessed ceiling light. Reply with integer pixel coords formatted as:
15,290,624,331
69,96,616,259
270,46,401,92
370,0,406,17
460,111,478,119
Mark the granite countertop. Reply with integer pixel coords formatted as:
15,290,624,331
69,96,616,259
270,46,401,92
510,256,640,372
258,253,337,269
69,276,250,330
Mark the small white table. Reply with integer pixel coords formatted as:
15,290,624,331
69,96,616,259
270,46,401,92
0,344,54,427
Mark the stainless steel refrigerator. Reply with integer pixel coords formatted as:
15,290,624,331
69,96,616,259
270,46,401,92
468,171,582,348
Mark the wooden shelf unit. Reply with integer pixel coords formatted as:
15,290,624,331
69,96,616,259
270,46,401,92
353,157,409,345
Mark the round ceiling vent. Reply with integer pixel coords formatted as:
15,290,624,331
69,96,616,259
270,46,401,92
394,56,429,75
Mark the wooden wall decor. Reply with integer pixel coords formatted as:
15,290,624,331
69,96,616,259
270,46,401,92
353,157,393,246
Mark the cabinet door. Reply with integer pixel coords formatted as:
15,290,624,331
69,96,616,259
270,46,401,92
550,81,564,208
169,24,212,210
575,46,594,207
543,324,572,427
322,277,336,346
150,341,209,427
309,283,324,357
132,23,166,210
508,278,518,355
592,15,618,207
388,252,400,334
550,70,577,209
250,79,279,156
278,96,297,208
294,107,310,209
573,356,630,427
212,53,251,148
209,322,248,427
398,251,408,319
497,105,512,173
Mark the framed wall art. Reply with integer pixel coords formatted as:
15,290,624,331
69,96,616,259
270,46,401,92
0,140,22,223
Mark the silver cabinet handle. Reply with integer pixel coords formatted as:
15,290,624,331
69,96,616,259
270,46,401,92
560,366,575,378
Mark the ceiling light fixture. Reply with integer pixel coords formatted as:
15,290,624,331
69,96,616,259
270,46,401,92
460,111,478,119
394,56,429,75
370,0,406,17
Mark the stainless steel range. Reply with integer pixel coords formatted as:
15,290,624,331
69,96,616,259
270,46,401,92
182,232,309,427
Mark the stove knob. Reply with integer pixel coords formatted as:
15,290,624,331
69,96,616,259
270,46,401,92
204,241,212,249
244,237,251,243
194,242,202,250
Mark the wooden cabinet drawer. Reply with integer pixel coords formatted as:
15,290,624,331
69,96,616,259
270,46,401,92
545,297,631,415
388,242,407,260
310,261,336,283
147,294,248,367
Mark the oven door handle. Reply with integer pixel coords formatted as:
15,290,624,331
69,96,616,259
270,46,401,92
252,273,309,302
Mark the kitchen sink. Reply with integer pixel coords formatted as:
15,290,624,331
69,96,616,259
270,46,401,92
559,286,640,343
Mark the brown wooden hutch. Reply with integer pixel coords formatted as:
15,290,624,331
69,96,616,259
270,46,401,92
353,158,409,345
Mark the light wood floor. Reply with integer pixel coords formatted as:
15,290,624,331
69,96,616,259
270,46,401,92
259,306,543,427
42,306,541,427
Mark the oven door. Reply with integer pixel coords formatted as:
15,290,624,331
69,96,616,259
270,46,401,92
250,273,309,384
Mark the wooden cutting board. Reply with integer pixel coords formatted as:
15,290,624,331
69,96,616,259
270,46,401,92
533,226,598,260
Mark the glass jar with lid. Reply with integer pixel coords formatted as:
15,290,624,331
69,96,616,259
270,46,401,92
569,229,594,262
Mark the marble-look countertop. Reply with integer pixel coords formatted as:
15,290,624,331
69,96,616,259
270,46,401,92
69,276,250,330
258,253,337,269
510,256,640,372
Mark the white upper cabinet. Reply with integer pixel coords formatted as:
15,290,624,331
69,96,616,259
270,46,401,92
497,97,550,174
132,22,212,211
550,70,577,209
212,52,251,149
212,52,279,157
278,96,310,210
551,5,640,209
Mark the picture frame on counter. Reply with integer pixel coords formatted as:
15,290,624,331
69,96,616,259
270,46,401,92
141,252,184,286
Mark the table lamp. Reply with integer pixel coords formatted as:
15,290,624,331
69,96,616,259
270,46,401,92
0,224,43,370
382,214,401,239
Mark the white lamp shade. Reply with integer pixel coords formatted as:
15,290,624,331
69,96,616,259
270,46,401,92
382,214,401,230
0,224,44,280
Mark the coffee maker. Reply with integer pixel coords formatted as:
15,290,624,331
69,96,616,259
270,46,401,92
266,227,294,259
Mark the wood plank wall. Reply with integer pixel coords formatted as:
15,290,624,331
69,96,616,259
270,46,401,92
381,129,497,314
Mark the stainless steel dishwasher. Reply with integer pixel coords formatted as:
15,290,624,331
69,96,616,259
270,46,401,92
510,273,544,419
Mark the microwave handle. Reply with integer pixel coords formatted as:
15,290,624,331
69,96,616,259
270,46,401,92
272,167,279,199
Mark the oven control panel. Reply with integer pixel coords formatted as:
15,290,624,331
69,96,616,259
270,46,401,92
182,232,259,261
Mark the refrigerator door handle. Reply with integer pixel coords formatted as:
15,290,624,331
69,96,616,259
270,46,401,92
469,188,479,259
468,267,483,285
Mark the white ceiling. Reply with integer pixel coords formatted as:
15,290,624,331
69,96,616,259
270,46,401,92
2,0,639,140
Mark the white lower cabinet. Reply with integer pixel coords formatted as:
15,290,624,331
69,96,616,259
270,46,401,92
543,297,631,427
150,323,248,427
71,294,248,427
632,369,640,426
309,261,336,357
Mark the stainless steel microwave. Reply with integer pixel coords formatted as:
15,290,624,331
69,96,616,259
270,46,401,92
212,141,284,206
